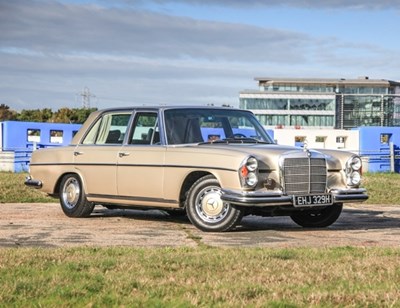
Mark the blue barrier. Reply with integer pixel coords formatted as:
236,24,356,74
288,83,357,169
0,121,82,172
1,120,399,173
356,127,400,173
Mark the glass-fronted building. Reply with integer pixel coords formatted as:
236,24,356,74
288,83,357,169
240,77,400,129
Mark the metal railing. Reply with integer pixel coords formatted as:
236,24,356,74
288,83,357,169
0,143,64,172
357,143,400,173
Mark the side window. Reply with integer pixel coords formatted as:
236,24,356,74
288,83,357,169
82,119,101,144
82,113,131,145
130,113,160,145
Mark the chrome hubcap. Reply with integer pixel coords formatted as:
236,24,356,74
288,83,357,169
62,178,80,209
195,186,229,223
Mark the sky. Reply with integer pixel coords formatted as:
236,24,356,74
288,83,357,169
1,0,400,111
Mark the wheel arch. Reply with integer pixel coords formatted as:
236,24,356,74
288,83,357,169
53,171,85,197
179,171,216,208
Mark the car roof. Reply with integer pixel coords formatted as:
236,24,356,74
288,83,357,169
97,105,244,113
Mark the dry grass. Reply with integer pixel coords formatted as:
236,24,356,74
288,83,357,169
0,247,399,307
0,172,55,203
362,172,400,205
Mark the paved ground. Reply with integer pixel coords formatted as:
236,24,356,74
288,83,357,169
1,203,399,248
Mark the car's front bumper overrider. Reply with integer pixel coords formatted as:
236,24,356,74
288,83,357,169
330,188,368,202
221,188,368,207
24,176,43,189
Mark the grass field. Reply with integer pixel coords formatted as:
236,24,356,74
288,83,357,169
0,247,399,307
361,172,400,204
0,172,55,203
1,172,399,306
1,171,399,204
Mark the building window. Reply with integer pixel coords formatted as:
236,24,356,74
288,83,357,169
315,136,326,148
50,130,64,143
256,114,287,126
295,136,307,147
27,129,40,142
289,115,334,127
336,136,346,148
380,133,391,145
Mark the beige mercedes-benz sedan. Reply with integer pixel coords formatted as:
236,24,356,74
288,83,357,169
25,106,368,232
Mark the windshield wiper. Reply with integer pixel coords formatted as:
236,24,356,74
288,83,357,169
199,137,270,145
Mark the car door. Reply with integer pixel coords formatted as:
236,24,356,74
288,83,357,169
117,111,167,204
73,111,131,197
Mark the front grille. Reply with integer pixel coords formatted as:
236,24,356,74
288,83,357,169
282,157,327,195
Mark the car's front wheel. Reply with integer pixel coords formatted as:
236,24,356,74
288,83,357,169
59,174,94,218
185,175,243,232
290,203,343,228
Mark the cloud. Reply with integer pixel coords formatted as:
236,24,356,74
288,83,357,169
131,0,400,10
0,0,311,63
0,0,398,111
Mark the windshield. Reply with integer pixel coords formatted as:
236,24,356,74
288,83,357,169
164,108,274,145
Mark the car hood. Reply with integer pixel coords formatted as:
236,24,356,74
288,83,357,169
191,143,346,171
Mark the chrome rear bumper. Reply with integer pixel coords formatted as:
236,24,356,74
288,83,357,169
24,176,43,189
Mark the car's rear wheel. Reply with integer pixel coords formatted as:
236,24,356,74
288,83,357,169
290,203,343,228
185,175,243,232
59,174,94,217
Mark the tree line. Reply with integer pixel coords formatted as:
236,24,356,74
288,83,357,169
0,104,97,124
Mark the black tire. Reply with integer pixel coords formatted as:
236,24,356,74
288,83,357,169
185,175,243,232
290,203,343,228
59,174,94,218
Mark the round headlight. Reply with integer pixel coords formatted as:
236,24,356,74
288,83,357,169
246,157,258,172
239,156,259,188
347,156,362,171
246,172,258,186
347,171,361,186
350,156,362,171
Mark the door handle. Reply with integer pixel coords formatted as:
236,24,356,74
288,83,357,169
119,152,130,158
74,151,83,156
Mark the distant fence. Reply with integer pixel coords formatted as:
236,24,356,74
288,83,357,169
0,148,31,173
0,143,68,172
358,142,400,173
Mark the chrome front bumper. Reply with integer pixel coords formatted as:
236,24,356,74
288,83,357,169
24,176,43,189
221,188,368,207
